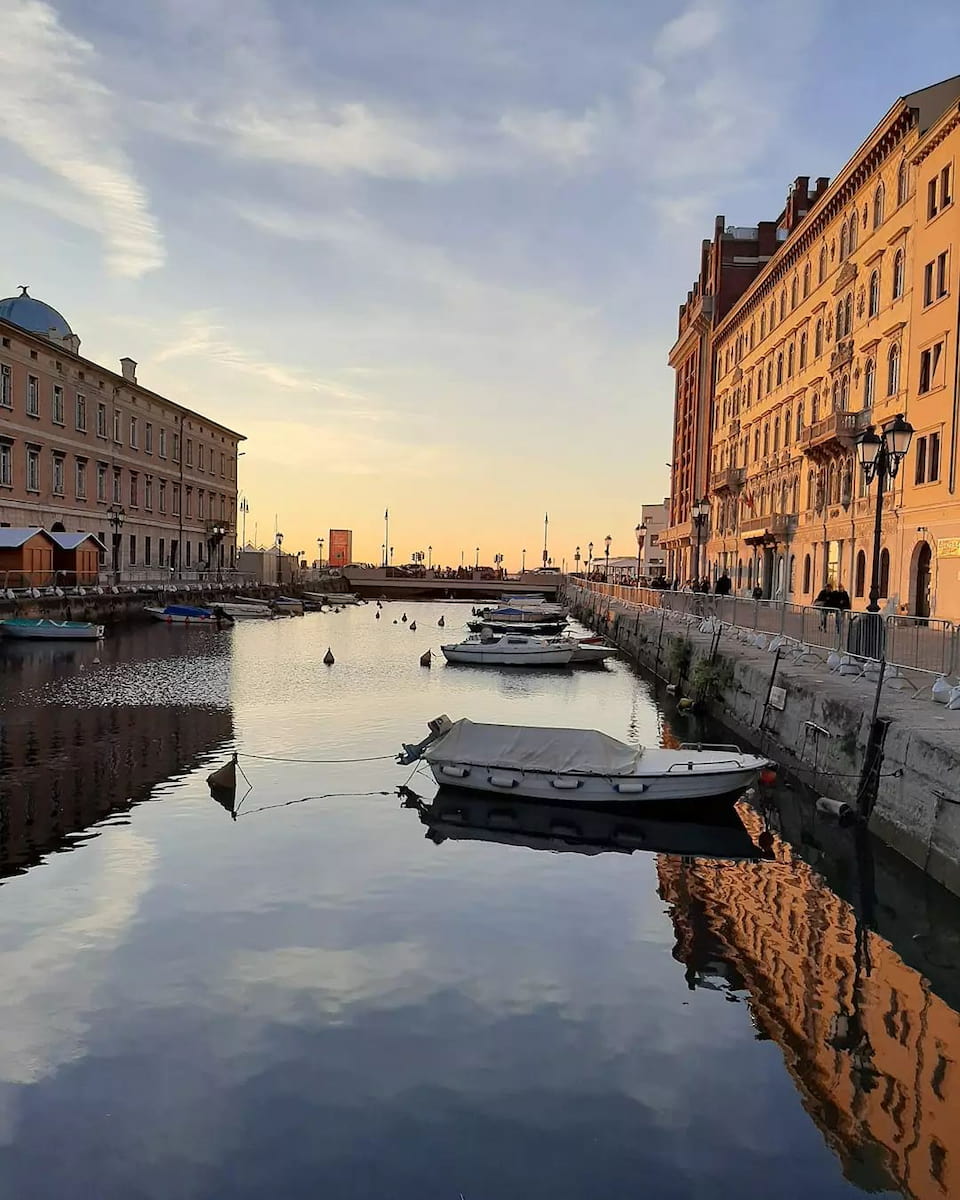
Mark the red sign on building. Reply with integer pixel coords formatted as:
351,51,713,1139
328,529,352,567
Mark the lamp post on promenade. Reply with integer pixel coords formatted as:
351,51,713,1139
604,534,612,582
574,546,581,575
275,531,284,587
317,537,324,568
635,522,647,581
587,541,593,578
107,504,125,584
855,413,914,658
428,545,432,570
692,497,709,584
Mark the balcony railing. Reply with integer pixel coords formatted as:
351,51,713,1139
800,409,865,453
741,512,789,543
710,466,745,495
659,520,692,546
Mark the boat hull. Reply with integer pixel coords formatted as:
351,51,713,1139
426,759,764,804
144,608,217,625
1,619,104,641
441,645,573,666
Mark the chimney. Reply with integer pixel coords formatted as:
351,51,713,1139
119,357,137,383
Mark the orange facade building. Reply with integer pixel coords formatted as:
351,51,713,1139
0,288,244,581
328,529,353,568
668,77,960,617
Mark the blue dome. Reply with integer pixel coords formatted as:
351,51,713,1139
0,287,73,339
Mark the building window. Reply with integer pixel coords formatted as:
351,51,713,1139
819,245,827,282
760,311,766,339
940,164,952,210
843,293,852,337
129,471,139,507
840,222,849,260
52,385,64,425
766,361,773,392
753,429,760,460
796,403,804,440
112,468,122,503
145,475,153,510
0,440,11,486
97,401,107,437
198,443,205,472
803,554,811,592
97,462,107,501
855,550,866,597
763,424,770,457
779,291,786,321
220,453,225,478
145,422,153,453
172,432,180,461
159,479,167,512
869,270,880,317
129,415,138,448
173,484,181,515
159,538,166,567
840,375,849,411
51,453,64,495
114,410,122,443
802,263,811,299
873,183,884,228
129,534,137,566
784,409,791,445
787,343,795,378
776,352,783,386
769,299,775,329
75,459,87,498
145,536,152,567
159,427,167,458
773,416,780,453
924,260,935,305
915,432,942,483
186,439,194,467
185,541,191,567
799,332,807,369
879,548,890,598
892,249,904,299
815,319,823,357
897,160,909,205
0,363,10,408
888,343,901,395
835,300,843,338
790,276,798,310
198,488,205,518
919,340,944,394
849,212,858,252
864,358,876,408
811,393,820,423
75,393,86,431
937,250,949,298
186,487,193,517
26,446,40,491
27,375,39,416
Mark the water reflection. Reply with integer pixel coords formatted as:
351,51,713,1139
658,801,960,1198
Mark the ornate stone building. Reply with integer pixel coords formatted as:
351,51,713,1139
0,288,244,581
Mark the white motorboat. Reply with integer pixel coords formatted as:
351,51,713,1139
441,633,575,666
399,716,768,804
144,604,225,625
219,600,274,619
303,591,362,606
1,617,104,641
475,603,567,624
272,596,304,615
562,638,618,664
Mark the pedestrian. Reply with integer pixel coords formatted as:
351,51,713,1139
814,581,836,631
752,584,763,601
833,581,851,633
715,572,732,596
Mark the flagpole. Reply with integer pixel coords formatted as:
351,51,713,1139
542,512,549,567
384,508,389,568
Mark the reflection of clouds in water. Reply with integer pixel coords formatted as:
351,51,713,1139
0,830,155,1107
16,655,232,709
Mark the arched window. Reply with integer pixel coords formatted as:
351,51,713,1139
840,374,849,410
791,276,798,309
753,428,760,460
802,263,811,299
773,416,780,452
879,548,890,599
832,378,840,411
776,352,783,386
849,212,858,252
843,293,852,336
855,550,866,597
789,555,796,593
784,409,792,445
892,249,904,299
819,245,828,282
864,358,876,409
799,331,808,369
840,222,849,261
897,160,909,206
763,423,770,456
787,343,795,377
815,319,823,357
869,269,880,317
760,311,766,339
796,403,803,440
769,300,775,328
756,366,763,400
779,290,786,321
888,343,901,395
803,554,812,593
873,183,884,228
811,392,820,422
766,361,773,392
836,300,844,338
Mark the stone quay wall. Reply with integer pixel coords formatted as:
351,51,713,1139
565,583,960,897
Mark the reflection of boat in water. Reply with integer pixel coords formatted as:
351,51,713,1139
402,787,766,861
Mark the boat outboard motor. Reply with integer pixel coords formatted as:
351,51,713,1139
398,714,453,764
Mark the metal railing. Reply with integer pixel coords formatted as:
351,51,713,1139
1,569,259,596
569,579,959,676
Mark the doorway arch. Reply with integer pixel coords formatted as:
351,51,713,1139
911,541,932,618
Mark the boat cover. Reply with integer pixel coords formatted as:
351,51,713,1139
425,719,642,776
165,604,213,617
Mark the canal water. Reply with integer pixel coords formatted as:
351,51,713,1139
1,602,959,1199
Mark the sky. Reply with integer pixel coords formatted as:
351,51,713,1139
2,0,960,569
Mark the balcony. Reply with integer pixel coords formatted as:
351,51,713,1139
800,409,869,457
710,466,745,496
659,520,692,547
741,512,789,544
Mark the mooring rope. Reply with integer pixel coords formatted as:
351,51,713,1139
238,752,396,764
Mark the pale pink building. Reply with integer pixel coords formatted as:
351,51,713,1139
0,288,244,581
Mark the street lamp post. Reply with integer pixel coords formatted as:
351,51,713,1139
855,413,914,657
574,545,581,575
428,545,433,570
635,522,647,581
208,522,228,582
475,546,479,569
238,497,249,548
521,548,526,572
604,534,612,582
691,497,709,585
317,537,324,569
587,541,594,578
107,504,125,584
276,531,284,587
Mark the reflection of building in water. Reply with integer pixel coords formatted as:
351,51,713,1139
657,807,960,1199
0,690,232,879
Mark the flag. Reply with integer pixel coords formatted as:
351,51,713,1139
744,490,755,511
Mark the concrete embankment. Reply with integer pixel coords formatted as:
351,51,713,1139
566,585,960,897
0,585,276,625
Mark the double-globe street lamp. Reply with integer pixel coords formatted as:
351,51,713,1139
855,413,914,658
635,522,647,581
107,504,125,584
574,545,581,575
587,541,594,577
208,522,229,582
604,534,612,581
691,497,709,585
275,531,284,587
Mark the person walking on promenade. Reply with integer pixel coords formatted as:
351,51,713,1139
814,581,836,632
833,581,852,634
715,572,732,597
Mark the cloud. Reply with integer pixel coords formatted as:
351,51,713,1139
653,3,726,59
0,0,164,277
497,107,606,167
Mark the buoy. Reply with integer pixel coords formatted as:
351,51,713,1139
207,755,237,790
410,620,417,631
377,600,382,609
759,766,778,787
92,657,100,665
393,619,398,624
438,616,445,627
816,795,855,825
376,611,380,619
323,648,335,665
420,649,432,667
402,613,408,623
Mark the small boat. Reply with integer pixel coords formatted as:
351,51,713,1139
474,604,567,624
144,604,227,625
218,600,274,620
441,633,575,666
0,617,104,641
562,639,618,664
399,716,768,805
272,596,304,616
303,591,362,606
467,620,567,635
